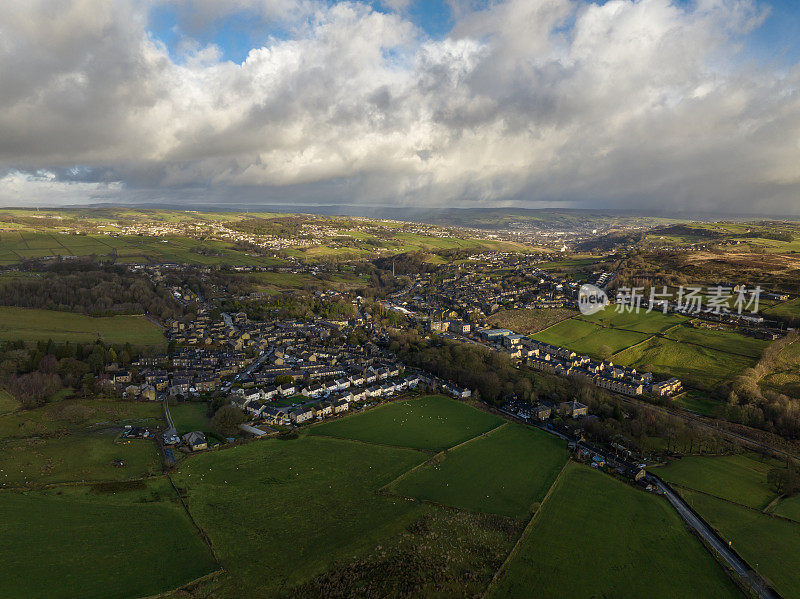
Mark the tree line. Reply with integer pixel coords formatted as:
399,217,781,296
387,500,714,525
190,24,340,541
1,338,141,409
1,262,181,320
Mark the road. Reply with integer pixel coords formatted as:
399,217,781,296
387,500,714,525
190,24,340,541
498,404,781,599
650,475,780,599
163,396,176,436
221,348,271,393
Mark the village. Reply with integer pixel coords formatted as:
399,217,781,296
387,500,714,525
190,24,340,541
100,246,800,457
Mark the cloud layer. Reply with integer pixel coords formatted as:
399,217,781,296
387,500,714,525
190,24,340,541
1,0,799,214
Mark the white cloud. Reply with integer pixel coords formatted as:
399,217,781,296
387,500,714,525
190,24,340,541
0,0,798,214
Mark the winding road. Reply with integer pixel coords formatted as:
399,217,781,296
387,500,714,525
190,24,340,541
650,475,780,599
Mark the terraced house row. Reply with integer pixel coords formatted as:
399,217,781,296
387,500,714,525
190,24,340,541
481,328,682,398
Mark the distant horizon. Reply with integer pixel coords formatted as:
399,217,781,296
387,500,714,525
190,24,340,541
4,202,800,223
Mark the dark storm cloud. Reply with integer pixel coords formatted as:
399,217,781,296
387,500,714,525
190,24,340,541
1,0,799,215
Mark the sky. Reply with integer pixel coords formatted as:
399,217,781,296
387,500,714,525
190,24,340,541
1,0,799,215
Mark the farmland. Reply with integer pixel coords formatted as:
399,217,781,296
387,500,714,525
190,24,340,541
613,336,755,389
0,398,164,439
533,317,650,358
0,306,166,346
528,308,764,389
663,324,769,359
0,390,772,598
681,490,800,599
0,484,217,599
244,270,367,292
0,434,160,486
169,402,213,436
291,507,524,598
0,388,19,413
577,308,688,334
487,463,741,599
772,495,800,523
0,230,282,267
389,422,567,518
653,453,779,509
170,435,429,597
0,399,164,486
763,297,800,321
308,395,504,451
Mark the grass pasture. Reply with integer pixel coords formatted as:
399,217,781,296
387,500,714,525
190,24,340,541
613,336,755,389
0,488,216,599
532,317,649,358
763,297,800,321
170,402,212,436
0,388,19,413
389,422,567,518
533,309,760,387
664,324,769,359
673,389,724,416
0,230,283,267
290,507,524,598
653,453,778,510
308,395,504,451
682,490,800,599
0,306,166,346
577,308,687,334
170,435,428,597
487,463,740,599
0,434,161,486
771,495,800,523
537,256,601,274
0,399,164,439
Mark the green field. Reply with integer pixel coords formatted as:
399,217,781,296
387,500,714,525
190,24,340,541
763,297,800,320
170,402,212,436
673,389,724,416
244,270,367,292
653,453,778,509
171,435,428,596
0,230,283,267
534,310,760,387
577,308,687,334
0,484,217,598
664,324,769,359
289,506,523,598
682,490,800,598
0,434,161,486
389,422,567,518
771,495,800,522
307,395,504,451
614,336,755,389
0,399,164,439
0,388,19,413
0,307,166,346
488,463,741,598
533,317,649,358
